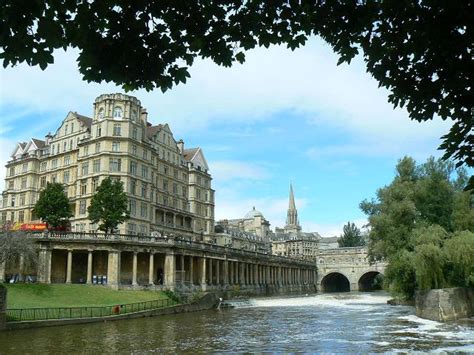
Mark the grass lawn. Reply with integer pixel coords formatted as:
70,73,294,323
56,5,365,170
3,284,172,309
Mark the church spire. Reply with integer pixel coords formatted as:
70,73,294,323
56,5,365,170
285,183,301,233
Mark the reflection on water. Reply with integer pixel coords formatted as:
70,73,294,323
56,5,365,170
0,292,473,353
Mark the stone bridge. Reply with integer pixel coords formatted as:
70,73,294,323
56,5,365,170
316,247,386,292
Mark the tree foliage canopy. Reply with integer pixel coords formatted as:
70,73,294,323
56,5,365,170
362,156,474,299
0,232,38,274
87,177,129,234
33,182,73,229
1,1,472,178
338,221,365,247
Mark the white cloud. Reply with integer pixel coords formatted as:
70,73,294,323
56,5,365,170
210,160,269,183
303,218,368,238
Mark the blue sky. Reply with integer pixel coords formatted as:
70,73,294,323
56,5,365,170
0,37,453,237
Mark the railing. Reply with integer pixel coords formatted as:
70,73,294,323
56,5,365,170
6,298,173,322
26,232,315,267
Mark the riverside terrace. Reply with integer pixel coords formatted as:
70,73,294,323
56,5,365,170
0,233,317,293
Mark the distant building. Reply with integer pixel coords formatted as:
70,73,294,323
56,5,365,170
215,207,272,253
318,236,340,250
271,184,321,260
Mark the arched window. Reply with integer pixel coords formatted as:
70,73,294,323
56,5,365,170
98,108,104,120
113,106,123,119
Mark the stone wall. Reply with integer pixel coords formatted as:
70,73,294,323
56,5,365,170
415,288,474,322
0,285,6,330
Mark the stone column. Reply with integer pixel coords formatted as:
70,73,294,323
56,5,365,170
200,257,207,290
148,252,155,285
239,262,245,285
0,261,4,283
228,261,234,285
173,214,176,227
86,250,93,284
180,254,185,284
107,251,120,289
223,260,229,286
189,256,194,285
164,253,176,290
132,252,138,286
208,258,213,285
37,249,51,284
216,259,220,285
65,250,73,284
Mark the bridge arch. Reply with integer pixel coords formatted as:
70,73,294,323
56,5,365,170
358,271,383,291
321,272,350,293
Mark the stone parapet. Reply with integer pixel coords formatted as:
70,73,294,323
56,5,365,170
415,287,474,322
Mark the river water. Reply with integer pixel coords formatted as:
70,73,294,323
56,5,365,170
0,292,473,353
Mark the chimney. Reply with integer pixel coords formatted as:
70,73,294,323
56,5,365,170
141,109,148,123
177,139,184,153
45,132,53,145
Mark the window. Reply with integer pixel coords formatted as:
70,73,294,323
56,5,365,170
51,159,58,169
69,139,73,150
141,165,148,178
112,141,120,152
92,177,99,191
81,162,89,176
40,162,47,172
132,127,138,140
8,180,14,190
79,200,86,214
110,158,121,172
130,161,137,175
51,174,57,183
132,144,137,155
173,183,178,194
63,141,67,152
128,222,136,234
164,166,168,175
95,142,101,153
63,170,70,183
140,202,148,218
163,196,168,206
22,163,28,172
84,146,89,156
96,124,102,137
71,123,74,132
11,195,15,207
129,199,136,216
64,155,71,166
130,179,136,195
141,183,147,198
98,108,104,120
80,180,87,195
40,176,46,187
163,179,168,191
9,167,15,176
19,193,25,206
196,188,201,200
93,159,101,173
113,124,121,136
143,150,148,160
19,211,24,223
113,106,123,118
131,109,138,121
21,177,27,189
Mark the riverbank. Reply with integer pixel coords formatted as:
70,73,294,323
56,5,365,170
3,284,171,308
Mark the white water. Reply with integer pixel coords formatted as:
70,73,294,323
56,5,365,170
227,292,474,353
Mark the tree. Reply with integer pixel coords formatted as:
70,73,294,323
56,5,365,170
361,156,474,299
87,177,129,234
0,232,38,277
33,182,73,229
338,222,365,248
1,2,472,180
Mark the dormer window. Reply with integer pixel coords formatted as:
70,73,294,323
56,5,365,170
98,108,104,120
113,107,123,119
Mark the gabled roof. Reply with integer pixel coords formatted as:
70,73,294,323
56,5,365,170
183,148,199,161
31,138,45,149
74,113,93,128
146,124,163,138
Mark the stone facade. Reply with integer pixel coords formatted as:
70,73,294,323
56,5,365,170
0,93,214,237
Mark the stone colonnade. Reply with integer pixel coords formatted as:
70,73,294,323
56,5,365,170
3,242,316,291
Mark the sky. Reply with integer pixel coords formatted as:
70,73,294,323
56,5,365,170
0,37,453,237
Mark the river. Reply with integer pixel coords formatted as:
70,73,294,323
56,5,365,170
0,292,473,353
